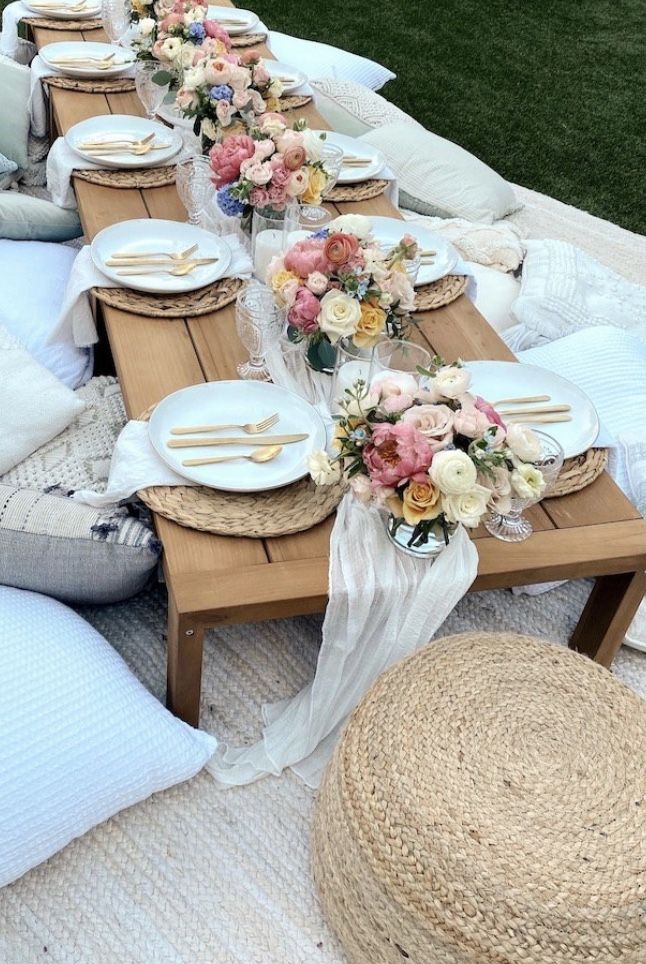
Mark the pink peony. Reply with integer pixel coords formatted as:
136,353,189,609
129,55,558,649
249,187,271,207
362,422,433,488
287,286,321,333
266,183,288,208
268,161,291,190
209,134,255,188
371,373,418,413
284,238,330,278
203,20,231,46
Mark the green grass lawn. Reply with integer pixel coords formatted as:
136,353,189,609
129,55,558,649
263,0,645,234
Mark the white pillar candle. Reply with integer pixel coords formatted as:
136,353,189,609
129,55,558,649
253,229,285,282
332,359,372,412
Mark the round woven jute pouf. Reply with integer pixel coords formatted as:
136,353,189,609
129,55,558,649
73,165,176,190
230,31,267,47
136,406,344,536
22,15,101,29
551,446,608,497
278,94,312,111
324,179,390,203
92,276,245,319
42,74,136,94
412,273,468,312
313,632,646,964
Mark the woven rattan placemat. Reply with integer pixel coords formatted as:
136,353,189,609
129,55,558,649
73,165,176,189
551,447,608,498
230,32,267,47
23,14,101,29
324,179,389,203
92,276,245,319
278,94,312,111
43,74,136,94
412,274,468,312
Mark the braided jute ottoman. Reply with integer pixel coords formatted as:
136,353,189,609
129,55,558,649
312,632,646,963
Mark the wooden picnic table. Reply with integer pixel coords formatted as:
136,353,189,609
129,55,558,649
31,8,646,726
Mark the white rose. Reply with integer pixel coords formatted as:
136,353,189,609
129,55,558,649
160,36,182,63
138,16,155,36
430,449,477,495
200,118,218,142
182,62,206,90
511,463,545,501
300,129,325,162
308,450,341,486
506,423,542,462
328,214,372,240
442,484,491,528
318,291,362,344
180,42,196,69
432,365,471,399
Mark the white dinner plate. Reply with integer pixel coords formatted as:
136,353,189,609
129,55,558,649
39,41,134,78
149,381,327,491
465,360,600,459
91,219,232,294
369,216,458,286
65,115,183,169
265,60,308,94
206,5,260,35
23,0,100,18
312,130,385,184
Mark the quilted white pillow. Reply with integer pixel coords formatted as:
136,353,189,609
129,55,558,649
0,586,216,888
360,123,520,223
268,32,396,90
0,325,85,475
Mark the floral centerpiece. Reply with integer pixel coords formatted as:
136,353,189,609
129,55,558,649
266,214,418,371
308,359,547,554
209,114,331,222
175,43,283,149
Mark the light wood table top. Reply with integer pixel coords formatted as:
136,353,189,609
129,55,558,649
31,10,646,724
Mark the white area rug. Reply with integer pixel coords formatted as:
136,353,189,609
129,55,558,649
1,578,645,963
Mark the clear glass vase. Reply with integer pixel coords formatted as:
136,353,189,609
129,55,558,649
251,203,299,282
385,515,456,559
330,337,377,412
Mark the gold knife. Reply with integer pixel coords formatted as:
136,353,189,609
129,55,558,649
167,433,309,449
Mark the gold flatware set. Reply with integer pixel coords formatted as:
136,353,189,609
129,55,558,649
104,244,218,277
494,395,572,424
163,412,307,466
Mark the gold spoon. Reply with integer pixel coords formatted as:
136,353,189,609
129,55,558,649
182,445,283,467
115,260,211,277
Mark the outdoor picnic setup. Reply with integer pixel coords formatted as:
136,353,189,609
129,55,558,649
1,0,646,960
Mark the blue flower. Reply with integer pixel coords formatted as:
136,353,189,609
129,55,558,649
311,228,330,239
188,22,205,41
209,84,233,103
217,186,245,217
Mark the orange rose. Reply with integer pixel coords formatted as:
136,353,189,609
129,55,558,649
354,301,386,348
324,232,359,265
283,145,306,170
401,479,441,525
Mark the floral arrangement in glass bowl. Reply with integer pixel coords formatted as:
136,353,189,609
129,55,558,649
129,0,228,66
210,115,334,221
175,43,283,150
266,214,418,372
308,359,549,556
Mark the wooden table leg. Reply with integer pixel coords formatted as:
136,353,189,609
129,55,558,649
167,592,205,727
569,570,646,667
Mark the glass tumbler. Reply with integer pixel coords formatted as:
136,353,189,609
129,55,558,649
235,282,282,380
134,61,170,120
175,154,213,226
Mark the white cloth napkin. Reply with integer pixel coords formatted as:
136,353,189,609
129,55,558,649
1,1,29,59
46,136,98,208
52,237,253,349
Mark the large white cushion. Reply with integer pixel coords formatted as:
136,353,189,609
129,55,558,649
268,32,396,91
0,325,85,475
0,239,90,388
0,53,30,169
312,78,421,138
360,123,520,223
0,586,215,887
466,263,520,333
0,192,82,243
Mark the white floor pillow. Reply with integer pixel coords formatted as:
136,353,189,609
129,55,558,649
311,78,421,137
268,32,395,90
0,53,30,170
0,239,90,388
0,586,215,888
466,263,520,333
0,325,85,475
360,122,520,223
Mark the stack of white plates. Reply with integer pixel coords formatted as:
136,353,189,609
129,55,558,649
39,41,134,79
23,0,100,19
369,216,458,286
66,116,183,169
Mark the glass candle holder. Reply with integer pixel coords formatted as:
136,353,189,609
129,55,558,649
251,203,299,283
330,337,378,413
373,339,432,380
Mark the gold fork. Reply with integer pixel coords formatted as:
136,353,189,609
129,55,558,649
170,413,279,436
78,132,155,150
110,244,198,261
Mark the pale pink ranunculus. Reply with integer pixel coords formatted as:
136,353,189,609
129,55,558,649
280,278,300,309
474,395,506,429
401,404,454,453
284,238,330,278
286,169,308,198
275,129,305,153
175,87,198,111
209,134,255,187
453,406,492,439
282,145,306,171
244,161,272,186
306,271,328,295
253,138,275,161
287,286,321,333
371,373,418,414
215,99,233,126
228,63,252,91
253,63,270,84
231,89,251,110
152,38,165,58
362,422,432,488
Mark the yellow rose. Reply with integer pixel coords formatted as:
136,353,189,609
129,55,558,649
301,167,328,206
270,269,298,293
264,96,281,113
132,0,146,14
401,479,442,525
354,302,386,348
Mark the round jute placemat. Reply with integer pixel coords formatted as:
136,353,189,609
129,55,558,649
136,405,345,537
23,14,101,29
278,94,312,111
43,74,135,94
230,32,267,48
73,165,176,190
550,446,607,498
324,179,389,203
412,273,467,312
313,631,646,963
92,275,245,319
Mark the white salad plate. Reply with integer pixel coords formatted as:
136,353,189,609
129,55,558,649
465,360,600,459
312,130,385,184
91,219,232,294
149,381,327,491
39,41,135,78
65,115,183,169
23,0,100,19
206,5,260,35
369,216,458,286
265,60,308,93
156,101,192,130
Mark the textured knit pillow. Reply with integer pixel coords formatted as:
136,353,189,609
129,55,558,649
0,325,85,475
0,151,18,190
360,123,520,223
0,585,215,888
312,78,422,137
268,32,395,90
0,54,30,169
